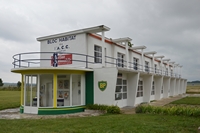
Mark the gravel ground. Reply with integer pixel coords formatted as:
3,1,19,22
0,109,104,119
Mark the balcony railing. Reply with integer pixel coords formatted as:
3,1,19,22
12,52,181,78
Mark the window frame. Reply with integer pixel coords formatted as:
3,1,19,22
137,80,143,97
151,81,155,95
133,57,139,70
94,45,102,63
117,53,125,68
115,73,127,100
145,61,149,72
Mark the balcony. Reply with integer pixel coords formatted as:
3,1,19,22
12,52,181,78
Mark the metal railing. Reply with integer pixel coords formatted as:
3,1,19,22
12,52,181,78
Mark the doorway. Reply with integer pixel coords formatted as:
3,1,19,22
24,75,38,114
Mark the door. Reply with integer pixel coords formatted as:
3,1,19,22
24,75,38,114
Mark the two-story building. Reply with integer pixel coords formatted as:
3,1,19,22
11,25,187,115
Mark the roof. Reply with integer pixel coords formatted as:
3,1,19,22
37,25,110,41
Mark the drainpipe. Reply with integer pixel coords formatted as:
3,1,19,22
102,31,105,67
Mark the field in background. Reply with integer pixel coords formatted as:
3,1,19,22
186,83,200,94
0,91,20,110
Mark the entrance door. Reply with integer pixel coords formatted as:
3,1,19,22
24,75,38,114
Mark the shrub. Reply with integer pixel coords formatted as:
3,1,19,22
135,105,200,117
86,104,121,114
107,105,121,114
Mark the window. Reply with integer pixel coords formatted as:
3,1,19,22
117,53,124,67
161,85,163,94
115,73,127,100
133,58,139,70
145,61,149,72
94,45,102,63
154,64,157,74
171,69,173,76
137,80,143,97
165,68,168,76
151,81,155,95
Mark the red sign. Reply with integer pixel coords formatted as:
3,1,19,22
51,54,72,66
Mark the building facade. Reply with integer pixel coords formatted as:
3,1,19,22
11,25,187,115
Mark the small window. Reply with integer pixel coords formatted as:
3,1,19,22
154,64,157,74
133,58,139,70
151,81,155,95
165,68,168,76
94,45,102,63
145,61,149,72
137,80,143,97
117,53,124,68
115,73,127,100
161,85,163,94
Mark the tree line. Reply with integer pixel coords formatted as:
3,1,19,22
0,78,21,91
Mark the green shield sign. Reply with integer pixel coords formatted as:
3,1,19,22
98,81,107,91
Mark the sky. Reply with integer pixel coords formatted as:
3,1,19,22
0,0,199,82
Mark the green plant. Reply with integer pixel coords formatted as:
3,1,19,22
135,105,200,117
107,105,121,114
86,104,121,114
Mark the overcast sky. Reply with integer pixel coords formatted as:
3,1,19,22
0,0,199,82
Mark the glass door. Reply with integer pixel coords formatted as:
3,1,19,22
24,75,38,114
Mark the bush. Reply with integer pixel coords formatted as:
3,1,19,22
135,105,200,117
107,106,121,114
86,104,121,114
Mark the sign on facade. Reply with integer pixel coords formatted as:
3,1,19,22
51,54,72,66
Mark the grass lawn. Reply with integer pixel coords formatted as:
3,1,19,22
170,97,200,105
0,91,20,110
0,114,200,133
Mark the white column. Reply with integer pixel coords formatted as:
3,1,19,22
102,31,105,67
152,54,155,73
160,59,163,75
70,74,72,106
24,75,26,106
125,42,129,69
141,49,144,71
167,61,169,76
37,75,40,108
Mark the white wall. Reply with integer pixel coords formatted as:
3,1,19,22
154,76,163,100
170,78,175,96
93,67,118,106
142,75,153,102
40,33,87,67
163,77,170,98
127,72,139,106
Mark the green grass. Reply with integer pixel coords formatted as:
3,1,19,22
0,114,200,133
0,91,20,110
170,97,200,105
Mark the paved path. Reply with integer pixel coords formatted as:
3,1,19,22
121,94,188,114
149,94,186,106
0,109,104,119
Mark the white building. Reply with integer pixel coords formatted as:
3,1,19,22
11,25,187,115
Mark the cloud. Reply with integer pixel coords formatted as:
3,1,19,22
0,0,199,82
